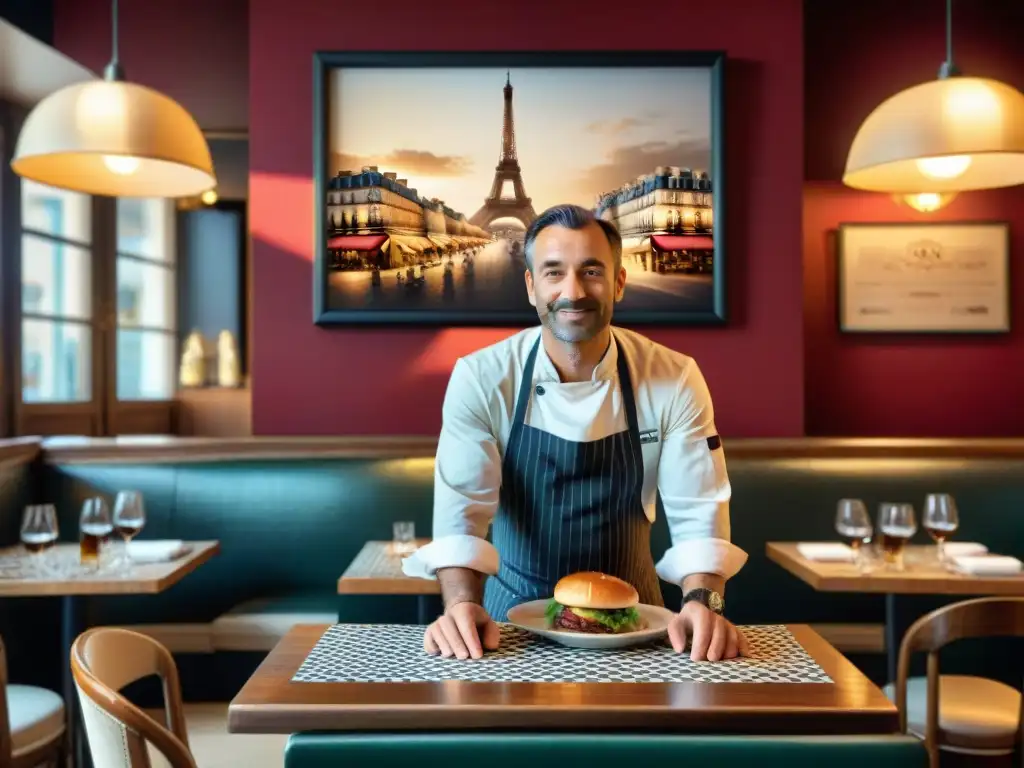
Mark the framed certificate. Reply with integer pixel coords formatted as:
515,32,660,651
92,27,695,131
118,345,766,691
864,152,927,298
837,222,1011,334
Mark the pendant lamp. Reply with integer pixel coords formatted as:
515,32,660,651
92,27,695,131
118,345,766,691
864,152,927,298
10,0,216,198
843,0,1024,194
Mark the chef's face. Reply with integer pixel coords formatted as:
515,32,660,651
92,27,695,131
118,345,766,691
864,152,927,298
525,223,626,343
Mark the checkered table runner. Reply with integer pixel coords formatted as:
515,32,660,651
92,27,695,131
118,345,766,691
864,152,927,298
292,624,833,684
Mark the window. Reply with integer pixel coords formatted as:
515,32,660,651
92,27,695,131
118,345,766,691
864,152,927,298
20,180,93,403
116,199,177,400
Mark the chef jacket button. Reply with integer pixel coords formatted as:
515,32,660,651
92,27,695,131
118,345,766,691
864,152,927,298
535,385,546,396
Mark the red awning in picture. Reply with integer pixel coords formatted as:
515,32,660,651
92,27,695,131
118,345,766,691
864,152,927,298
326,234,388,251
651,235,714,251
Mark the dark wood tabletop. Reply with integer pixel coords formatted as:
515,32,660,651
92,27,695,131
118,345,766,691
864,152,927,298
227,623,897,735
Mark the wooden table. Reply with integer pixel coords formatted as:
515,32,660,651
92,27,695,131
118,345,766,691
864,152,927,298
0,539,220,768
228,623,897,735
337,539,437,622
766,542,1024,596
766,542,1024,682
0,539,220,596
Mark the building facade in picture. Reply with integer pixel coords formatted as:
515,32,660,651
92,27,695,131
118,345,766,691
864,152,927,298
596,166,714,276
325,168,491,272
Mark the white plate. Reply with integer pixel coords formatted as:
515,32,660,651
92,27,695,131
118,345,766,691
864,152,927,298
506,599,675,649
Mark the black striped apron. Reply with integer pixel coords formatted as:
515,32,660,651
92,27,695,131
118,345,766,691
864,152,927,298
483,332,663,621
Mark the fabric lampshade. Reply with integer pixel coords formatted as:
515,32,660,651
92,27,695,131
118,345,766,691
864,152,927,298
11,79,215,198
843,76,1024,193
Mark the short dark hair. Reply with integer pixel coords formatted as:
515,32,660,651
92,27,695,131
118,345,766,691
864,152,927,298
523,204,622,272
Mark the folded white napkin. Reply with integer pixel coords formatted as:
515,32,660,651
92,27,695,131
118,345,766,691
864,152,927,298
796,542,856,562
942,542,988,557
128,540,190,564
952,555,1023,576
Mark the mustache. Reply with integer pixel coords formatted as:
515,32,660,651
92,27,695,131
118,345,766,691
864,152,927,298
548,298,601,313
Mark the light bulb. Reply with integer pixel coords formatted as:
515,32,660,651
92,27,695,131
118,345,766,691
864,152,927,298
103,155,141,175
200,189,218,205
908,193,943,212
892,192,958,213
916,155,972,180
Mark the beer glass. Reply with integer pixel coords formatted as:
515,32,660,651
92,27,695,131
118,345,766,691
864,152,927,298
923,493,959,566
79,497,113,569
112,490,146,568
835,499,872,571
877,502,917,571
20,504,58,574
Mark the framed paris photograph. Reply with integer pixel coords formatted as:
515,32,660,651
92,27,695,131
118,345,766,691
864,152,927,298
312,51,726,327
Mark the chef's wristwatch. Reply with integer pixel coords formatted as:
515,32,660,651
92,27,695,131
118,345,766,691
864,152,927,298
683,587,724,615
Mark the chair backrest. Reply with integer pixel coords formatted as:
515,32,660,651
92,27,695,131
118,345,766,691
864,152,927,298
894,596,1024,764
70,627,196,768
899,596,1024,657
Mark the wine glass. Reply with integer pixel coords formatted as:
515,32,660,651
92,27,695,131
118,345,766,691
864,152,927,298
877,502,917,571
79,497,113,570
923,493,959,567
835,499,873,571
20,505,58,574
112,491,146,568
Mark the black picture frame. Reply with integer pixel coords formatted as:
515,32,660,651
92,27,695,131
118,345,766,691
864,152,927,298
836,221,1012,335
312,50,727,327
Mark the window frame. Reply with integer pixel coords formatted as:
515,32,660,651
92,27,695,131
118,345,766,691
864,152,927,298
0,98,180,436
114,197,179,402
21,189,96,404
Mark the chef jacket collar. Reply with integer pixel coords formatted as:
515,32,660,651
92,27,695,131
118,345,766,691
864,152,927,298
532,328,619,383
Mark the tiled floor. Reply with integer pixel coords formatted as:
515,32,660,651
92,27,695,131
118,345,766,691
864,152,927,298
146,703,287,768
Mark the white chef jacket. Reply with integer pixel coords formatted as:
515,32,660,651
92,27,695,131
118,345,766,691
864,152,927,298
401,324,748,587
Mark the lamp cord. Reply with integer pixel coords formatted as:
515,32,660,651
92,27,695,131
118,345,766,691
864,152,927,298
104,0,125,81
112,0,118,65
938,0,960,78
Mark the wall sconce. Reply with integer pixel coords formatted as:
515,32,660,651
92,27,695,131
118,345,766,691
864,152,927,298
892,192,958,213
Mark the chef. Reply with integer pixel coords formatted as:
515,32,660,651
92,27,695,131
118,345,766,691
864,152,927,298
402,204,749,662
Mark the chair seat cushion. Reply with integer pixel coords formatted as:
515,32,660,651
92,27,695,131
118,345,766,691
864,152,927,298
884,675,1022,751
212,594,337,651
6,684,65,755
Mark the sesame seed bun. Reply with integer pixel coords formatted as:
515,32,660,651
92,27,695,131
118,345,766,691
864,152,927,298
552,571,639,610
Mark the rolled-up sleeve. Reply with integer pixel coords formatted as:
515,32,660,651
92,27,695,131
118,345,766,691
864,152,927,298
401,358,502,580
653,360,748,586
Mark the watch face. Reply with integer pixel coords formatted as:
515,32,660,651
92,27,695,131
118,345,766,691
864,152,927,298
686,589,724,614
708,591,724,613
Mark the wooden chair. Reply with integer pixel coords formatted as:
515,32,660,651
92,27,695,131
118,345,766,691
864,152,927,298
0,633,65,768
70,627,197,768
887,596,1024,767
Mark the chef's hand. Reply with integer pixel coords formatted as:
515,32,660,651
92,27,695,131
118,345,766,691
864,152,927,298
424,600,500,660
668,601,749,661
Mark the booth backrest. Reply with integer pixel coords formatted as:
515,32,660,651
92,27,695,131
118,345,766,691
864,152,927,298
34,438,1024,631
4,437,1024,692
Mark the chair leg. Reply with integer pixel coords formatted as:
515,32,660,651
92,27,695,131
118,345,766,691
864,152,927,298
58,731,69,768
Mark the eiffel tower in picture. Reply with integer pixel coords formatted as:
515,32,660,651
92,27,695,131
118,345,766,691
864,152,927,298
469,72,538,229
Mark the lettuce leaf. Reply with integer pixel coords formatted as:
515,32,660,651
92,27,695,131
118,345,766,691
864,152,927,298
545,600,642,630
545,599,564,622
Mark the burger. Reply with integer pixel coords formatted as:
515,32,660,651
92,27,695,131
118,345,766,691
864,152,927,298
545,571,646,634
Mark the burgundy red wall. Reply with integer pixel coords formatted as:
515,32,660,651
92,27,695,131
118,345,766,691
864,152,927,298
803,0,1024,436
53,0,1024,438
